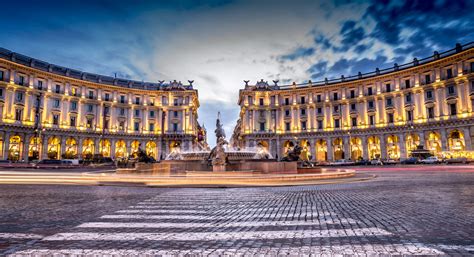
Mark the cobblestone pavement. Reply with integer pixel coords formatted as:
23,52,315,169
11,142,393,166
1,170,473,256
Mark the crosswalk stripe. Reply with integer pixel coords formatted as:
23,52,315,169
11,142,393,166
43,228,392,241
0,233,43,239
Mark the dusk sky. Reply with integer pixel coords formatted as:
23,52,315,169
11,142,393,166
1,0,473,145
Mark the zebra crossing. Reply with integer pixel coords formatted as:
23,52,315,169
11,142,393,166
8,189,448,255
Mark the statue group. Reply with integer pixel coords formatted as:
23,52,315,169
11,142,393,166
208,112,228,170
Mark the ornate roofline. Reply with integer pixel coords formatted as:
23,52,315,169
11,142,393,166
0,47,194,91
243,42,474,91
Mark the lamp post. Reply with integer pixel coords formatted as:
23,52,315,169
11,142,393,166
33,92,43,160
347,131,352,160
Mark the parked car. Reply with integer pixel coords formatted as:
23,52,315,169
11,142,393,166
419,156,441,164
0,160,12,167
445,157,468,164
34,159,73,169
329,159,355,166
355,159,370,165
370,159,383,165
401,157,419,164
382,159,399,165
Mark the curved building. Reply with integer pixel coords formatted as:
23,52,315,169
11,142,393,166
0,48,206,161
232,42,474,161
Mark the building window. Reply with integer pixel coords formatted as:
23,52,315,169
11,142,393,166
120,95,125,103
284,97,290,105
88,91,94,99
333,92,338,100
150,111,155,117
446,68,453,79
53,99,60,108
119,121,125,131
425,74,431,84
104,120,109,129
407,110,413,121
52,114,59,125
368,101,374,109
301,109,306,116
406,93,412,103
0,88,3,97
15,109,22,121
301,121,307,130
351,103,356,110
55,84,61,94
16,92,23,102
173,123,178,132
350,90,355,98
173,98,179,106
259,98,264,106
150,99,155,106
471,62,474,72
369,115,375,125
120,108,125,115
317,107,322,114
317,120,323,129
427,107,434,119
104,106,109,115
149,123,154,132
334,119,340,128
385,83,391,92
388,113,394,123
285,122,290,131
316,95,321,102
285,109,290,117
87,104,93,112
386,98,392,107
300,96,305,104
70,116,76,127
18,75,25,86
405,79,410,89
135,109,140,116
426,90,433,99
351,117,357,127
38,80,43,90
447,85,455,95
259,122,265,131
86,118,93,128
333,105,339,113
367,87,373,96
134,122,140,131
174,111,178,117
450,103,457,115
104,93,110,101
0,70,3,81
135,97,140,105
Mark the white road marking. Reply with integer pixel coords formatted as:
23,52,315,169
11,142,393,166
0,233,43,239
43,228,392,241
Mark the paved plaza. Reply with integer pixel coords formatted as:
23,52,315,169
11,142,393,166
0,169,473,255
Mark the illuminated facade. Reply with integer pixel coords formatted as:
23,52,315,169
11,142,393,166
232,43,474,161
0,48,204,161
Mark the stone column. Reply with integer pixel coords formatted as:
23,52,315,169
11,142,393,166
42,135,49,159
326,138,333,161
60,137,67,159
419,130,426,148
463,127,472,150
440,129,448,151
3,131,10,160
310,138,316,161
77,137,84,159
94,138,100,155
362,135,368,160
22,133,29,162
110,139,116,159
343,136,350,160
399,133,407,159
380,135,387,159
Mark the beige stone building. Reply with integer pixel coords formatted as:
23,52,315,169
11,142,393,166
232,43,474,161
0,48,205,161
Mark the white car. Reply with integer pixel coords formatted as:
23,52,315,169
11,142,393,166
420,156,440,164
370,159,383,165
329,159,355,166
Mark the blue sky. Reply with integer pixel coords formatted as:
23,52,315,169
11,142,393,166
1,0,473,145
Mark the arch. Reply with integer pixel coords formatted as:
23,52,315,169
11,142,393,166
82,138,95,159
64,137,78,159
299,139,311,161
8,135,22,161
350,137,363,160
426,131,442,155
146,141,157,159
115,140,127,159
386,135,400,159
406,133,420,152
333,137,344,160
448,129,465,151
99,139,111,157
131,140,141,158
315,139,327,161
367,136,381,159
28,136,41,161
47,136,61,160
